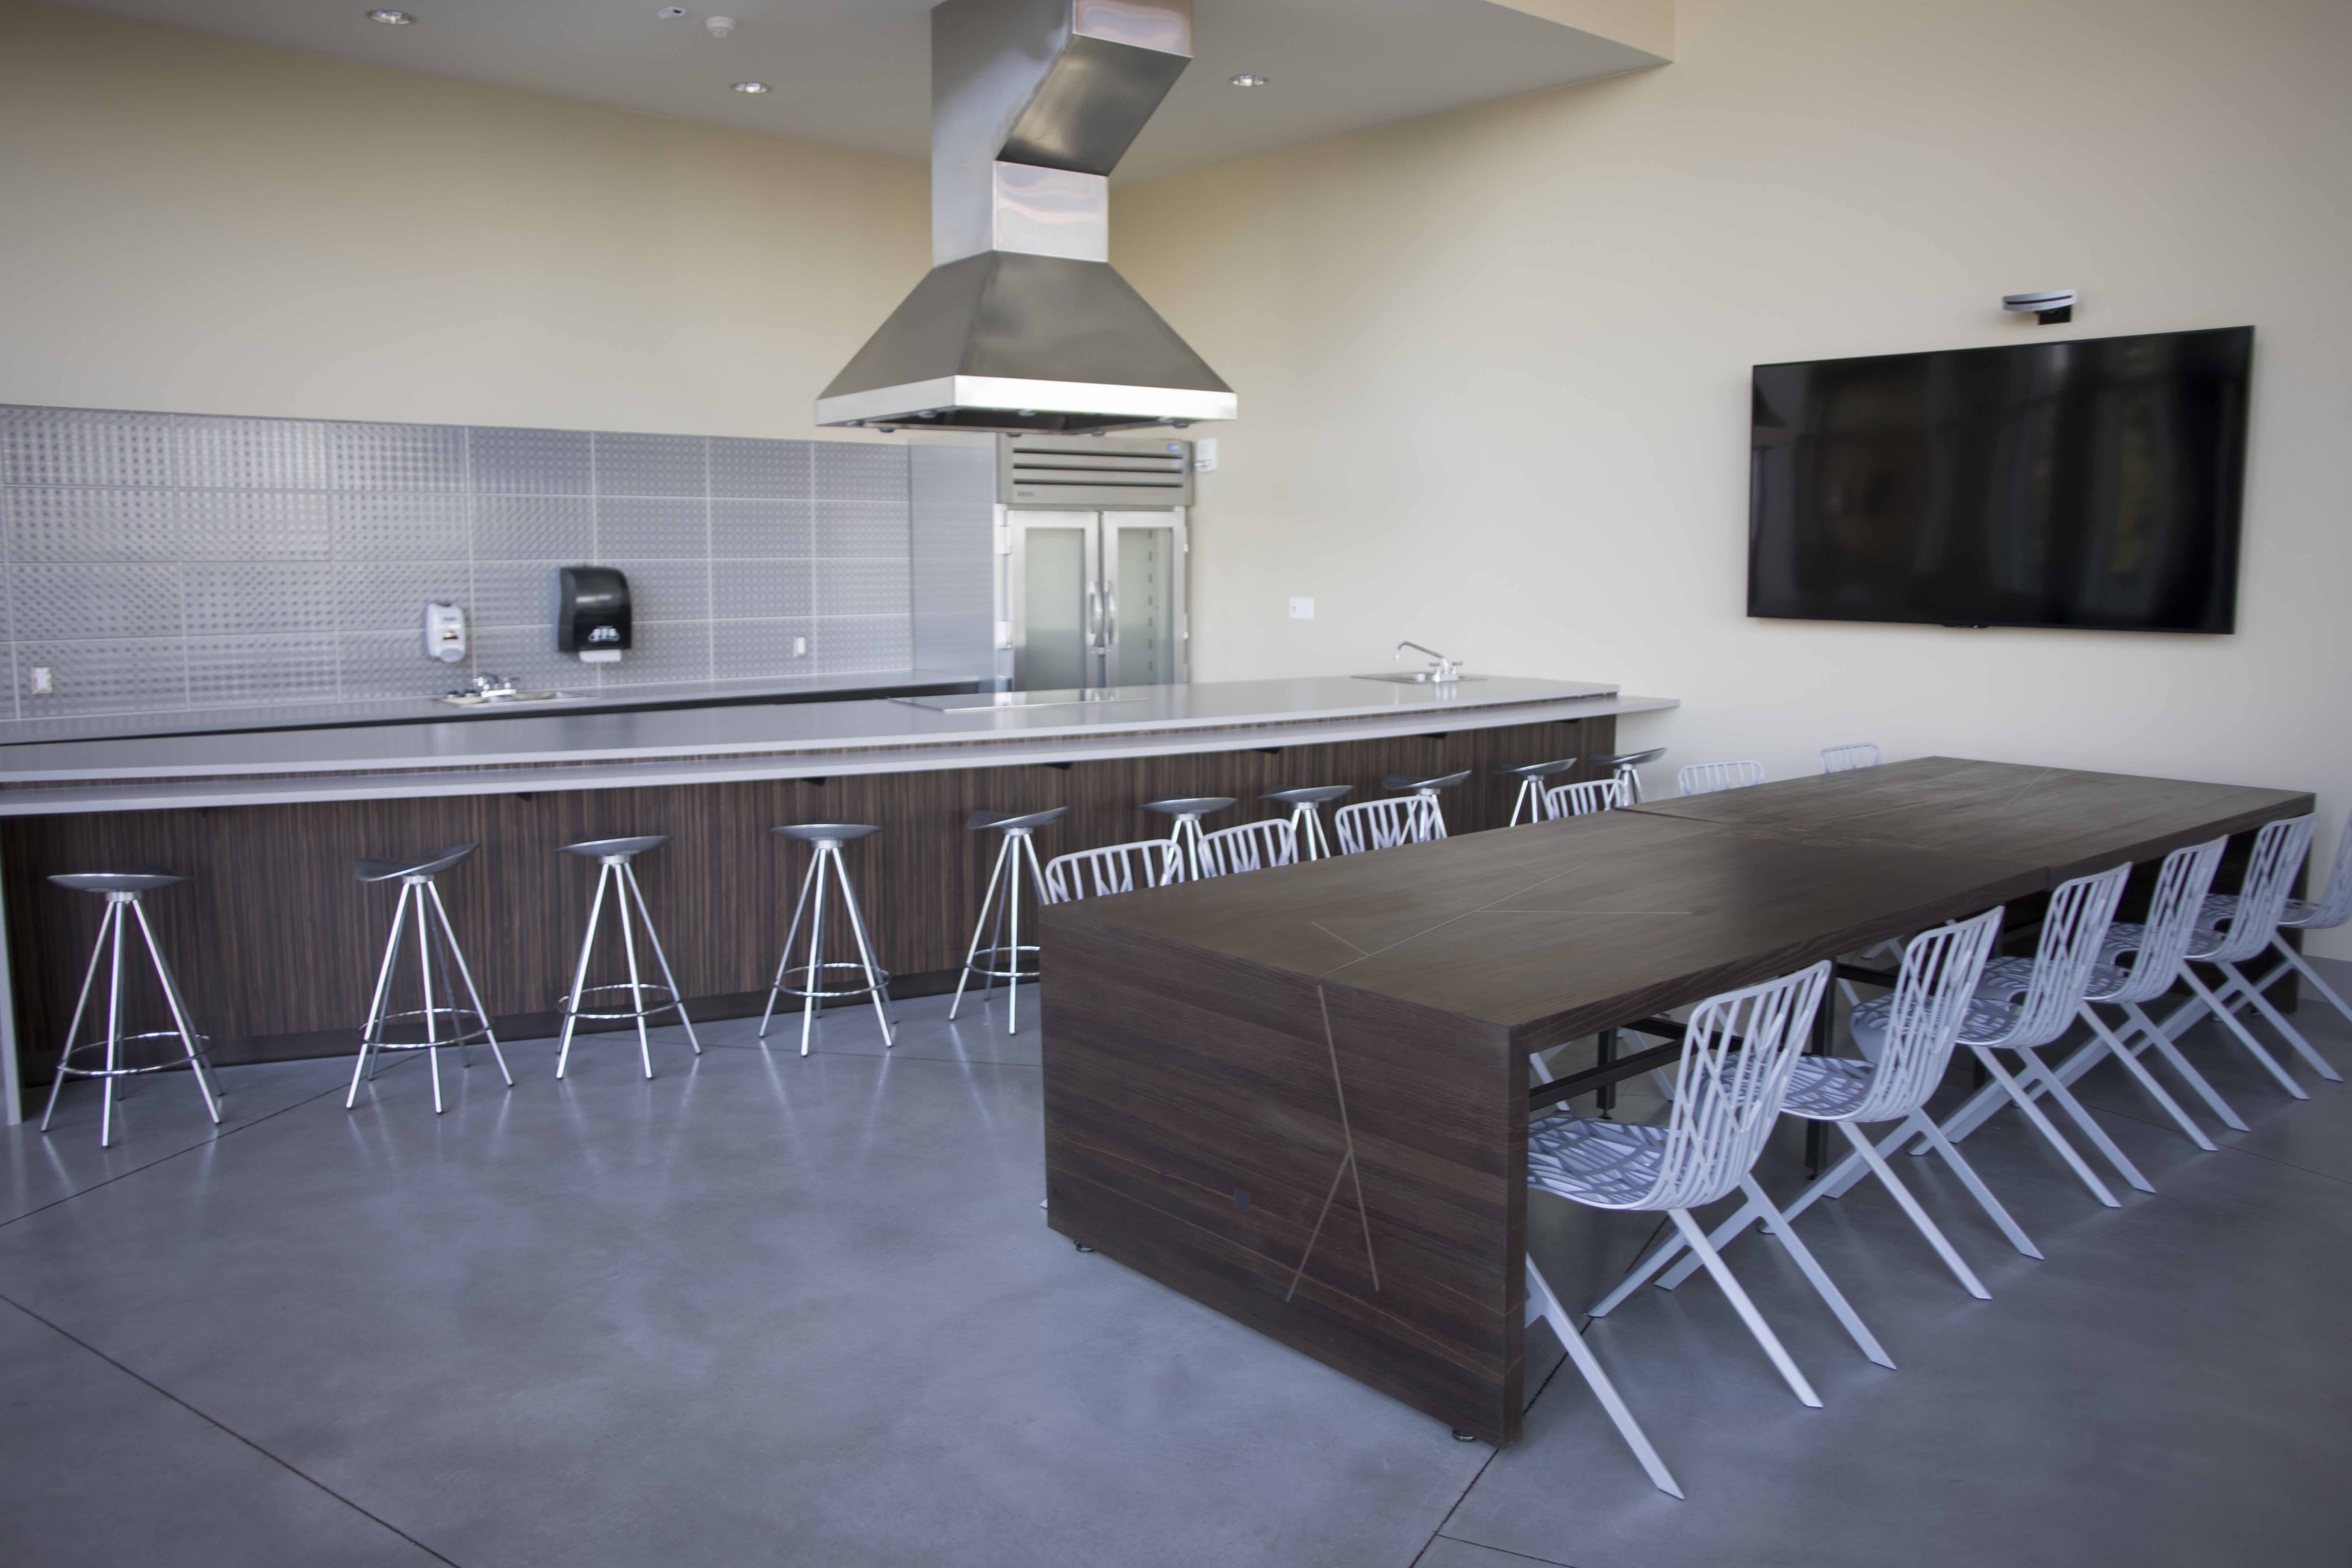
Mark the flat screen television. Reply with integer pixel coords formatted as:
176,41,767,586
1747,326,2251,633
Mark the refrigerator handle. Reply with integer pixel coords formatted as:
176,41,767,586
1103,585,1119,652
1086,582,1103,645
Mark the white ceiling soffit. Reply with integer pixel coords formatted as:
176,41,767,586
51,0,1671,185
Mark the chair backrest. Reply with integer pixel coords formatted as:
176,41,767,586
1847,909,2003,1119
1196,819,1299,878
1042,839,1185,904
1977,863,2130,1048
2196,813,2318,962
1334,795,1440,855
2100,837,2227,1004
1543,777,1629,820
1640,962,1831,1210
1677,760,1767,796
1820,743,1881,774
2294,809,2352,930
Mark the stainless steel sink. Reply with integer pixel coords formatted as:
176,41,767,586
1354,672,1485,685
438,689,581,708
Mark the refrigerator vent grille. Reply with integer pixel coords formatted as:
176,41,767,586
997,435,1193,510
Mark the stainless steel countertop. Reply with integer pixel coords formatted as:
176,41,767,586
0,675,1677,815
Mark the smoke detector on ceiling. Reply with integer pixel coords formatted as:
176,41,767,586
706,14,735,37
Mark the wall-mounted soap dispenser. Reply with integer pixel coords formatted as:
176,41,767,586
422,602,467,664
556,566,631,664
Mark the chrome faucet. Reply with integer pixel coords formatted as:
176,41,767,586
458,672,519,700
1394,641,1462,682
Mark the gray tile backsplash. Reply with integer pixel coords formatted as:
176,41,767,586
0,404,932,720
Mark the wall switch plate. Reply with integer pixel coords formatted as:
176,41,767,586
28,666,53,695
1289,597,1315,620
1194,438,1219,473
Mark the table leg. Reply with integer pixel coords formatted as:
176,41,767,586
1596,1028,1617,1117
0,839,19,1126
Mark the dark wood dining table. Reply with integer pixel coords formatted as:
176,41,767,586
1036,758,2311,1445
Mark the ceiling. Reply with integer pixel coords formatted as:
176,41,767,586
53,0,1667,185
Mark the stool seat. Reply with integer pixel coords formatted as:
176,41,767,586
1263,784,1352,806
356,844,476,883
1385,770,1471,792
774,823,882,845
1592,748,1666,770
968,807,1068,832
49,872,187,897
1142,797,1237,817
1493,759,1580,780
561,834,670,859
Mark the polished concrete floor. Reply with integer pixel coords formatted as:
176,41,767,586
3,966,2349,1568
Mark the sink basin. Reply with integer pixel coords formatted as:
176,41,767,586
1354,671,1485,685
438,689,581,707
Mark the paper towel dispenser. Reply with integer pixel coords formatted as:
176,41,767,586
556,566,631,664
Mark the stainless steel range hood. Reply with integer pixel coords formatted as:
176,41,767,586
816,0,1235,436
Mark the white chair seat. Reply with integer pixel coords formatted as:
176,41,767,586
1527,1114,1668,1207
1972,953,2127,1010
1782,1057,1877,1118
2201,892,2320,930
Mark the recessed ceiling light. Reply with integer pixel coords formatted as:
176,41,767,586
731,80,770,94
366,8,414,23
1229,72,1269,87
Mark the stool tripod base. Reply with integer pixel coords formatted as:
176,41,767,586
555,851,702,1081
41,890,220,1149
759,833,895,1055
350,875,512,1116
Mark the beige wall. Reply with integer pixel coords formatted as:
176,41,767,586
1116,0,2352,953
0,0,928,439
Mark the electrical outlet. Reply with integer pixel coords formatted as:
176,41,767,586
793,635,809,657
1193,438,1219,473
1289,597,1314,620
29,666,53,695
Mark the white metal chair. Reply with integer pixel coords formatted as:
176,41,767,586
1195,819,1299,878
1543,777,1630,820
1620,910,2036,1308
1382,771,1471,839
2010,838,2244,1149
2164,813,2341,1091
1677,760,1767,796
1042,839,1185,903
1527,962,1860,1502
1260,785,1350,859
1334,794,1441,854
1820,743,1881,773
1496,758,1582,826
1910,865,2141,1207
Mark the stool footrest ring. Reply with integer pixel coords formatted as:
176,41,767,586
961,942,1043,984
772,959,892,1002
559,981,693,1025
53,1030,216,1079
360,1004,496,1051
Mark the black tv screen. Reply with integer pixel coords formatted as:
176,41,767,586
1747,326,2250,633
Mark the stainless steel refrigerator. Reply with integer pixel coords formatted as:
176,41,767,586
997,437,1192,691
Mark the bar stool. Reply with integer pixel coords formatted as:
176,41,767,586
554,835,702,1079
759,824,894,1055
1494,758,1581,826
40,872,220,1148
1382,770,1471,838
1142,796,1235,877
1260,785,1351,859
348,845,511,1116
950,807,1067,1033
1590,747,1665,804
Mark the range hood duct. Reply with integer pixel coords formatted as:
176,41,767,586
816,0,1235,436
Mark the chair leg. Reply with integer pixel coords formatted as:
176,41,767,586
43,901,116,1133
2015,1044,2153,1192
2219,960,2341,1083
621,862,698,1055
1905,1111,2043,1260
1526,1257,1683,1499
760,851,823,1039
611,864,654,1080
1834,1120,1988,1299
830,848,895,1047
800,847,830,1057
1591,1213,1714,1315
949,837,1013,1021
130,899,220,1123
100,903,126,1148
2272,937,2352,1027
1959,1046,2120,1207
2180,967,2307,1099
1740,1174,1896,1369
1007,837,1025,1035
1666,1208,1822,1408
2079,1006,2213,1151
426,883,512,1089
2120,1000,2248,1132
351,883,410,1108
412,885,445,1115
555,864,612,1079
